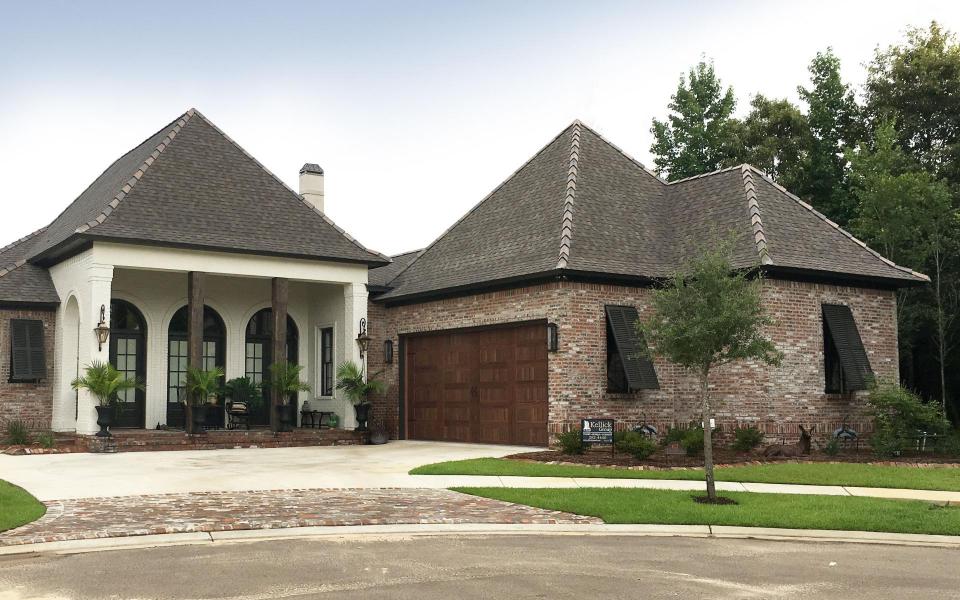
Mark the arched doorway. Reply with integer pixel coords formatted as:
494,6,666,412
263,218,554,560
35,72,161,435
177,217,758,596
167,305,227,429
245,309,299,426
109,299,147,428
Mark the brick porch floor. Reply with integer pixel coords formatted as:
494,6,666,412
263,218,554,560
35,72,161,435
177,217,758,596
0,488,600,546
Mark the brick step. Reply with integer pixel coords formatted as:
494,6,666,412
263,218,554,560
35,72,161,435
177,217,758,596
67,429,367,453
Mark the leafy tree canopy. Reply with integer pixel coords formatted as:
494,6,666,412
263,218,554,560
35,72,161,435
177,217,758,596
650,61,741,180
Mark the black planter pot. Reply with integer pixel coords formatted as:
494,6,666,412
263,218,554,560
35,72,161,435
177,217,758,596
95,405,114,438
276,404,295,432
369,430,389,445
354,402,371,432
190,404,208,434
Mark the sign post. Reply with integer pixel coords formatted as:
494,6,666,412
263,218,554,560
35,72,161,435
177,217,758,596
581,418,615,456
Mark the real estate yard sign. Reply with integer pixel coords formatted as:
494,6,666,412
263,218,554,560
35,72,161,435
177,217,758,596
581,418,614,455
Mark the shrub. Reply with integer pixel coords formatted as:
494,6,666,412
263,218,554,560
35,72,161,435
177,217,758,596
614,431,657,460
823,438,841,457
557,429,585,455
36,431,55,449
4,420,29,445
662,426,685,446
867,383,950,457
933,431,960,457
681,426,705,456
731,426,764,452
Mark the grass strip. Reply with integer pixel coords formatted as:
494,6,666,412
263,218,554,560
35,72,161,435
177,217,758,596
412,458,960,491
453,486,960,535
0,480,45,532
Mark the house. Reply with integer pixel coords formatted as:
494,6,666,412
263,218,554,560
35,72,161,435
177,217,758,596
365,121,926,445
0,109,387,434
0,111,926,444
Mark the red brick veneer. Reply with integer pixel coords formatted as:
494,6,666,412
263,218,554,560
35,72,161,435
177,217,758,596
368,279,897,445
0,309,56,429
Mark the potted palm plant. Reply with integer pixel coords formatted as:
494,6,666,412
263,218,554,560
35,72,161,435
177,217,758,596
185,366,224,434
268,362,311,432
335,361,386,432
71,361,144,437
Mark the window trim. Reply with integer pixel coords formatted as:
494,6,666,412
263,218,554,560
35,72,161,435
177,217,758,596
316,323,336,398
9,318,45,382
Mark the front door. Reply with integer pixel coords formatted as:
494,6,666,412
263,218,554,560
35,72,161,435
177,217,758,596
109,300,147,428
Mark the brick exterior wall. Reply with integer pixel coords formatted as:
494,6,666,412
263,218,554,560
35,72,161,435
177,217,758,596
368,278,898,446
0,309,56,429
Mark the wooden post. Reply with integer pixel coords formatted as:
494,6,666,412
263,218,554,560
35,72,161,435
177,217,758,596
187,272,204,433
271,277,289,432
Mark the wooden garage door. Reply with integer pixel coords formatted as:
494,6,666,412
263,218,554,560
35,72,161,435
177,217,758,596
406,322,548,446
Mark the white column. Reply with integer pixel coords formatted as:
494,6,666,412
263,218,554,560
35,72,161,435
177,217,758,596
340,282,368,429
76,263,114,435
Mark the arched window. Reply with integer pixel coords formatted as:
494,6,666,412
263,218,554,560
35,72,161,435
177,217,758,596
166,305,226,428
109,299,147,428
245,309,299,425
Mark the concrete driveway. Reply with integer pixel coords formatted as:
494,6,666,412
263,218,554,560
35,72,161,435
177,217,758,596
0,441,533,501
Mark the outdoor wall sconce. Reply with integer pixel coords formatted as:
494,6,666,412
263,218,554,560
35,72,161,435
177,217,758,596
94,304,110,351
356,318,372,359
384,339,394,364
547,322,559,352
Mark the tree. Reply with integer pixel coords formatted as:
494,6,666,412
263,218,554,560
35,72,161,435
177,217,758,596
848,121,958,411
866,22,960,184
638,240,782,501
797,49,864,226
737,95,811,191
650,61,741,180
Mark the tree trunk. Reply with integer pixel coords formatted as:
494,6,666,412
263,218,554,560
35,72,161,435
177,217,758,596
700,371,716,501
934,246,948,412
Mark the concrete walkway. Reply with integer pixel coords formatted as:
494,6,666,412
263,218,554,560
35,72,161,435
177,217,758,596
3,441,959,503
412,475,960,504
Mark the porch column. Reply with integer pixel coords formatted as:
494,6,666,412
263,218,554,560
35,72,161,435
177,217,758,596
342,282,368,429
270,277,289,432
76,263,114,435
187,272,205,373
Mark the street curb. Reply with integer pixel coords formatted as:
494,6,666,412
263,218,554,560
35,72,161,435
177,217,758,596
1,523,958,556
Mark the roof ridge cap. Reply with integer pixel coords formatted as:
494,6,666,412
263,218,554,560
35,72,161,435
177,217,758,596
666,164,742,184
189,110,390,265
76,109,196,236
388,122,578,288
574,120,667,185
740,166,773,265
557,123,581,269
744,165,929,282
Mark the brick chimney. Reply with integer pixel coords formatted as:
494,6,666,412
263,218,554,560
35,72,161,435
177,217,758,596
299,163,325,213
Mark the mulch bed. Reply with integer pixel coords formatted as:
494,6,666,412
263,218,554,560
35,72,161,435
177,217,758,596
505,449,960,470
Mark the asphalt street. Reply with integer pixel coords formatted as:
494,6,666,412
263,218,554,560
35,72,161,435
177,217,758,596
0,534,957,599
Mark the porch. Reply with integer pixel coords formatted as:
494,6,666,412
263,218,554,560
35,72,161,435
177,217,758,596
49,242,370,435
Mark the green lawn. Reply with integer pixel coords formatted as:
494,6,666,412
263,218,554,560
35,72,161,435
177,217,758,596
454,487,960,535
0,480,45,532
412,458,960,491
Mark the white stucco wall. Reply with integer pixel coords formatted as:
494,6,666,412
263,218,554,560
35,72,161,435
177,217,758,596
49,242,370,433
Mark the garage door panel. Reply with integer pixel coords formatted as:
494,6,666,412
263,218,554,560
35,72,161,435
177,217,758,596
406,322,547,446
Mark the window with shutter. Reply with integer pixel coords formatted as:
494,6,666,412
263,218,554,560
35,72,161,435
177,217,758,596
605,305,659,392
9,319,45,382
822,304,873,392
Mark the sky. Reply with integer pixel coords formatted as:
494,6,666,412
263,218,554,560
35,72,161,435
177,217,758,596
2,0,959,256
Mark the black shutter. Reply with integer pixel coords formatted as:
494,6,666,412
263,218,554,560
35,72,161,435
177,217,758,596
822,304,873,391
10,319,45,381
605,305,659,390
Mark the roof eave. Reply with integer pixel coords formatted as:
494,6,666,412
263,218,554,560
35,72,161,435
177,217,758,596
31,233,390,269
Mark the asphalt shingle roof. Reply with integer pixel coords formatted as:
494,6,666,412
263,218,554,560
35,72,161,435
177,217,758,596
377,121,926,301
368,249,421,288
0,109,390,305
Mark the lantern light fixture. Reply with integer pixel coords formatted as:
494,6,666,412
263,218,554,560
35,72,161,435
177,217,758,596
547,322,559,352
384,339,394,364
356,318,372,359
94,304,110,351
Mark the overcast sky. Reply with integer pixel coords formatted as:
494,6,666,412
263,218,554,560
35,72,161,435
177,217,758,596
2,1,958,256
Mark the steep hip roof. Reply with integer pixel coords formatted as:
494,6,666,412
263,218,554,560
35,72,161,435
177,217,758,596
27,109,389,267
376,121,926,302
